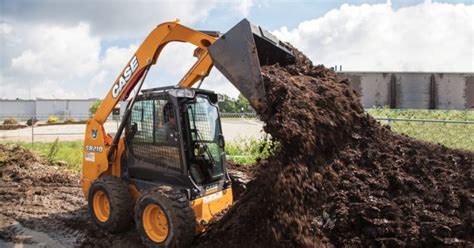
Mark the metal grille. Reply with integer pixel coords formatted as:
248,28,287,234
127,97,181,171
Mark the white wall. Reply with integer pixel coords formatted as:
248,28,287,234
0,100,36,120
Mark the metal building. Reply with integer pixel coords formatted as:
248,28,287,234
0,99,99,120
339,72,474,110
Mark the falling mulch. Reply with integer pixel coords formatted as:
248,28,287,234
227,161,255,201
195,48,474,247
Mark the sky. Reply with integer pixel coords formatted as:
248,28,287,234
0,0,473,100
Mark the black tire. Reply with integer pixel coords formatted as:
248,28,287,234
135,187,196,248
88,175,134,233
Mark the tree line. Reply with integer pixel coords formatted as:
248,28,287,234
218,94,253,113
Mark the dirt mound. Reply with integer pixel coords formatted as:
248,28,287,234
196,49,474,247
0,144,253,248
0,144,143,247
0,145,77,186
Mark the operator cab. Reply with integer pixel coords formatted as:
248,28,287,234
123,86,230,200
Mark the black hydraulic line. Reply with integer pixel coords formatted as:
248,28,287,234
196,77,205,89
107,66,150,161
197,30,221,37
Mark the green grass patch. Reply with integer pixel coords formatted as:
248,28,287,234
225,136,278,165
377,121,474,151
368,108,474,151
367,108,474,121
1,140,83,171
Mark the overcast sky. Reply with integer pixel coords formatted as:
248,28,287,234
1,0,473,100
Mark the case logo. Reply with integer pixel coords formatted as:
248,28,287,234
112,55,139,98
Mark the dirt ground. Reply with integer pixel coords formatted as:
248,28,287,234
0,144,139,247
0,144,253,248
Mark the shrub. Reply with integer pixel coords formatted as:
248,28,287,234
89,100,102,116
226,135,279,164
47,138,60,163
3,118,18,125
26,118,38,126
47,115,60,124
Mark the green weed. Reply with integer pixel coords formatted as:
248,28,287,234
2,141,83,171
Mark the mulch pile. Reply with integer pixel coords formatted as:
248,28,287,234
196,49,474,247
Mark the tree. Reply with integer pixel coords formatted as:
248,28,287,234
235,94,251,112
217,94,253,113
89,100,103,116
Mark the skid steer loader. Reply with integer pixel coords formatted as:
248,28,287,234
82,19,294,247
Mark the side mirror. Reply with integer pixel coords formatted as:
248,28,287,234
218,134,225,149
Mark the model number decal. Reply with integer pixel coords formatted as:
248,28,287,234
112,55,139,98
203,191,223,203
85,145,103,153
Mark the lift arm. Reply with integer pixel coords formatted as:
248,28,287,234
93,21,217,125
82,21,218,195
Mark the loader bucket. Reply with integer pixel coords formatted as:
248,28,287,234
208,19,295,112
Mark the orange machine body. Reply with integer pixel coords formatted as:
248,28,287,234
81,21,232,229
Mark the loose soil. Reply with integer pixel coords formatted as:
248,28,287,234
195,49,474,247
0,144,143,247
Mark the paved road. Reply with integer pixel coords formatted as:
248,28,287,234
0,120,264,143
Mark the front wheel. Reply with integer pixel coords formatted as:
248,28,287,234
135,187,195,248
88,176,134,233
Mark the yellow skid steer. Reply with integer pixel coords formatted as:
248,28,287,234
82,19,294,247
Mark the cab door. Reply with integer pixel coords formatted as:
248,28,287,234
125,96,184,184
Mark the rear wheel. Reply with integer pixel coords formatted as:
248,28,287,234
88,176,134,233
135,187,195,248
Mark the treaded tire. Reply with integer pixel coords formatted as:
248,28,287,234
88,175,134,233
135,186,196,248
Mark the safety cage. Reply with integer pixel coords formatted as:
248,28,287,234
123,87,226,189
125,92,183,173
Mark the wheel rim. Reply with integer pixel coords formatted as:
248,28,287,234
143,203,169,243
93,190,110,222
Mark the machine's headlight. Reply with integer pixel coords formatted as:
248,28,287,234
176,88,195,98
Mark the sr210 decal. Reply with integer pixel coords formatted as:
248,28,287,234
85,145,104,153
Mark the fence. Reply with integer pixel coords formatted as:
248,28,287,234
0,114,114,122
0,113,473,151
372,117,474,151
